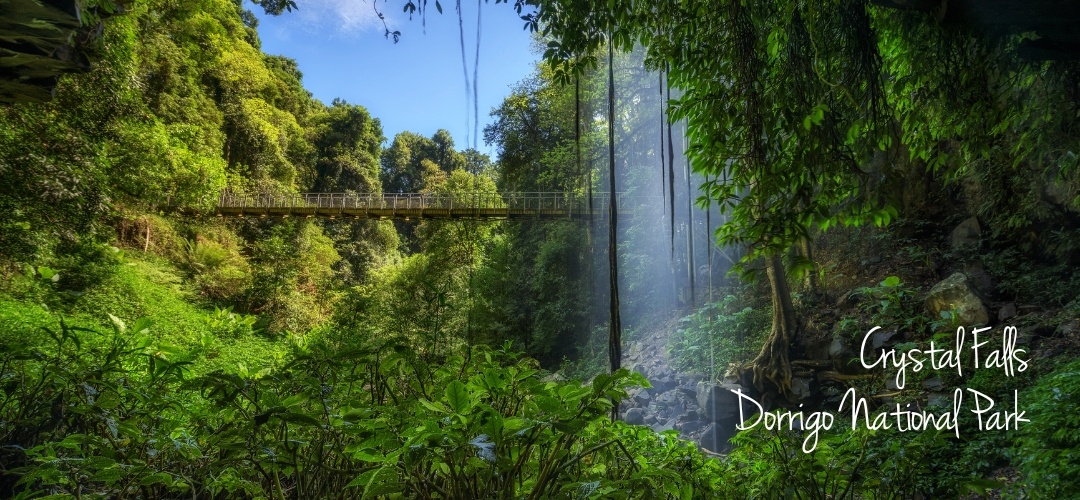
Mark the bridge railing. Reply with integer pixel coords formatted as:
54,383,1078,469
217,191,629,216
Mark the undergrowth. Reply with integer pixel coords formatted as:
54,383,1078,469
0,315,723,499
668,295,769,377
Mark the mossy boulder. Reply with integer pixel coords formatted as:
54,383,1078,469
925,272,990,326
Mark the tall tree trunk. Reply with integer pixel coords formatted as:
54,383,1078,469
660,65,669,260
684,122,695,307
575,74,581,192
607,34,622,419
659,70,668,253
751,253,797,395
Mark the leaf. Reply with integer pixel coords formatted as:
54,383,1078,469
91,465,122,484
132,317,153,335
882,276,901,287
280,411,322,427
36,266,56,280
139,472,175,486
444,380,471,414
346,465,401,497
845,122,861,145
353,448,389,463
108,314,126,334
418,398,448,413
282,394,309,407
435,0,442,13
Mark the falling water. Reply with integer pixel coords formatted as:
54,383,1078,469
581,47,731,331
576,46,737,448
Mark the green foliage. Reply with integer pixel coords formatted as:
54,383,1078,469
1014,359,1080,497
242,220,341,334
668,295,768,376
206,306,260,339
559,325,612,382
381,129,467,194
310,98,384,193
721,415,970,498
1,315,723,498
485,62,599,194
181,231,251,301
853,276,922,331
984,247,1080,307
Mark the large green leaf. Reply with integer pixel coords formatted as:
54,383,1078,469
444,379,472,414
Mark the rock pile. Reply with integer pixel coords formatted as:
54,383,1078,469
619,326,758,453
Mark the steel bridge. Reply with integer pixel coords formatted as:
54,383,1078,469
215,192,634,220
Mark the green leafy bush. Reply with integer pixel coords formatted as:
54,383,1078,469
1013,359,1080,497
1,315,725,499
181,235,251,301
720,413,979,498
853,275,931,333
668,295,768,376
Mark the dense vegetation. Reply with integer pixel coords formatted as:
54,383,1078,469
3,0,1080,498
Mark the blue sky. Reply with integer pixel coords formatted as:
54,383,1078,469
251,0,540,157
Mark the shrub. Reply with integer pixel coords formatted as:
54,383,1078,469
181,235,251,301
1013,359,1080,497
2,315,725,499
668,295,768,377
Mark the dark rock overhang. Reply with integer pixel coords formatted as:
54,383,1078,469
0,0,115,104
872,0,1080,60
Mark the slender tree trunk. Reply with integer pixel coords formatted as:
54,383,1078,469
799,235,821,296
575,75,581,192
659,70,667,243
607,34,622,419
660,65,669,260
752,252,797,395
143,218,151,253
684,122,695,307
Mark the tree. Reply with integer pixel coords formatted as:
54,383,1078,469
380,130,467,193
309,98,384,193
522,0,1080,394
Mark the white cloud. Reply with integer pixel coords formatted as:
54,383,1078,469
289,0,396,36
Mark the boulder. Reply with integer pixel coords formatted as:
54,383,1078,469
677,381,698,399
679,373,707,384
651,375,678,394
696,422,738,453
925,272,989,326
836,289,863,310
828,334,852,364
872,328,899,349
1057,318,1080,337
998,302,1018,322
675,415,704,434
963,261,994,297
788,377,814,405
949,217,981,249
697,423,721,451
629,388,652,406
623,407,646,426
650,418,674,433
921,376,945,391
696,383,743,421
